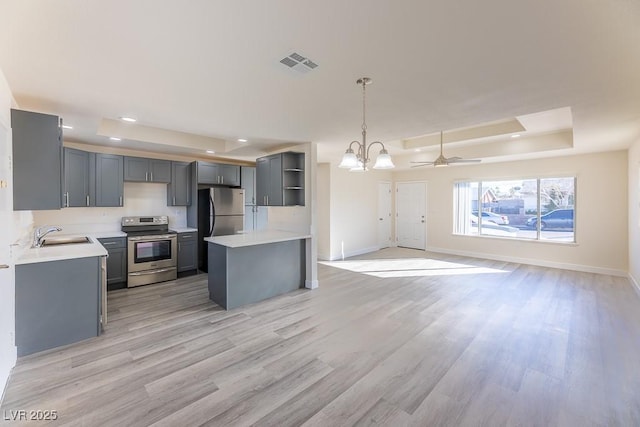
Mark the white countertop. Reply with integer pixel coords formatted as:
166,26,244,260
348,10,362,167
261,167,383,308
204,230,311,248
15,233,109,265
92,231,127,238
170,227,198,233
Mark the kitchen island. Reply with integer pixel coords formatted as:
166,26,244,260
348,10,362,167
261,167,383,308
204,230,311,310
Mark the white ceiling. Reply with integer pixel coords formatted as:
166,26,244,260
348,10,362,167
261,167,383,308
1,1,639,166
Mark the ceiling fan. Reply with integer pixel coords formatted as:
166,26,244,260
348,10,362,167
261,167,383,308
411,131,481,167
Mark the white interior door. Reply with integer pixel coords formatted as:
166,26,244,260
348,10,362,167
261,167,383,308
378,182,392,248
396,182,426,250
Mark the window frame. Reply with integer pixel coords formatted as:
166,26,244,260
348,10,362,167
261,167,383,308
453,176,577,244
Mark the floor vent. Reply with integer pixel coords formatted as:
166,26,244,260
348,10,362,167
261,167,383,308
280,52,318,73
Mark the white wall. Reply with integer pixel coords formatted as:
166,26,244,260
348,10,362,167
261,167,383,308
317,163,331,260
33,182,187,233
327,165,393,260
394,150,629,275
0,68,34,401
628,139,640,293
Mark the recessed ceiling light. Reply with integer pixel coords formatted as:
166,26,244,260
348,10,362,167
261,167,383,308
511,134,521,138
62,124,73,130
109,137,121,141
206,150,215,154
414,148,421,152
120,117,137,123
237,138,248,143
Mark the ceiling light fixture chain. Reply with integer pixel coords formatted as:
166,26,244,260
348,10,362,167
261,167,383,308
339,77,394,171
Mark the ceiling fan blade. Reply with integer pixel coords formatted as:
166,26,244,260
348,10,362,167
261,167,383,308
410,163,434,168
447,157,481,163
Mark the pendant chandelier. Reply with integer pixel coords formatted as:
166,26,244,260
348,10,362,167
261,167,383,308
338,77,395,171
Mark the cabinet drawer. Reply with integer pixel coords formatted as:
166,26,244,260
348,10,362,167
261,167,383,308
178,233,196,241
98,237,126,249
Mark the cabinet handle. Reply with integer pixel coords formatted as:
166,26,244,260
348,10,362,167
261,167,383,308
178,243,181,251
221,176,224,184
86,195,90,206
150,172,153,181
173,196,176,205
102,242,117,246
64,192,69,207
119,196,123,206
266,195,269,205
182,234,192,238
0,264,9,269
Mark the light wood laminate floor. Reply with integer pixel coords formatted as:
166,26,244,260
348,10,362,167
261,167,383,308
2,248,639,426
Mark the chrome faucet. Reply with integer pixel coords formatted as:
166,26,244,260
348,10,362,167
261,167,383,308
33,226,62,248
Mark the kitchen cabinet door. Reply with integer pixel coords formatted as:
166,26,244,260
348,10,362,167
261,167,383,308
168,161,191,206
99,237,127,286
150,159,171,183
11,109,63,211
123,156,149,181
64,148,91,207
219,164,240,186
256,157,269,206
267,154,283,206
197,162,219,184
241,167,256,205
95,154,124,207
256,154,283,206
177,233,197,273
124,157,171,182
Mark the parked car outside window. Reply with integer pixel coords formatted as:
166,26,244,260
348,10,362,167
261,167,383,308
526,208,574,229
472,211,509,225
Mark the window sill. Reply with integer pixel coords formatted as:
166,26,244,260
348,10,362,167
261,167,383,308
452,232,578,246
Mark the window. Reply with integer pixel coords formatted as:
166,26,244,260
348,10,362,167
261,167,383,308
453,177,575,243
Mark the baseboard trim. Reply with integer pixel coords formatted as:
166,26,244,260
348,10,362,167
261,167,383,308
629,273,640,298
426,246,628,277
329,246,380,261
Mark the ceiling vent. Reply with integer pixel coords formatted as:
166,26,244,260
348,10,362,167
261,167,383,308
280,52,318,73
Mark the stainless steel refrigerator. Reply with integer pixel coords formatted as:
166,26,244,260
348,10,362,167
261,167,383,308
198,187,244,272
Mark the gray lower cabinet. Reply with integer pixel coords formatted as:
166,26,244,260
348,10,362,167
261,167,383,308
197,161,240,186
177,232,197,274
124,156,171,183
95,153,124,207
11,108,63,211
98,237,127,288
15,256,102,356
167,161,192,206
64,148,93,207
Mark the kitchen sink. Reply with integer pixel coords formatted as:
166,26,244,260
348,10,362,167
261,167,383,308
40,236,92,246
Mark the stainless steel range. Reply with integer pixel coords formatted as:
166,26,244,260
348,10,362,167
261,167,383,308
122,216,177,287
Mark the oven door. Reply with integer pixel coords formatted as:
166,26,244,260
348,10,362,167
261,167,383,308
127,234,177,273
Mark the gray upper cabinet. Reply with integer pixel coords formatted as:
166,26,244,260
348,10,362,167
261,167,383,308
256,152,304,206
124,156,171,183
167,161,192,206
95,154,124,207
64,148,93,207
197,161,240,186
241,166,256,205
219,164,240,186
256,154,283,206
11,109,63,211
